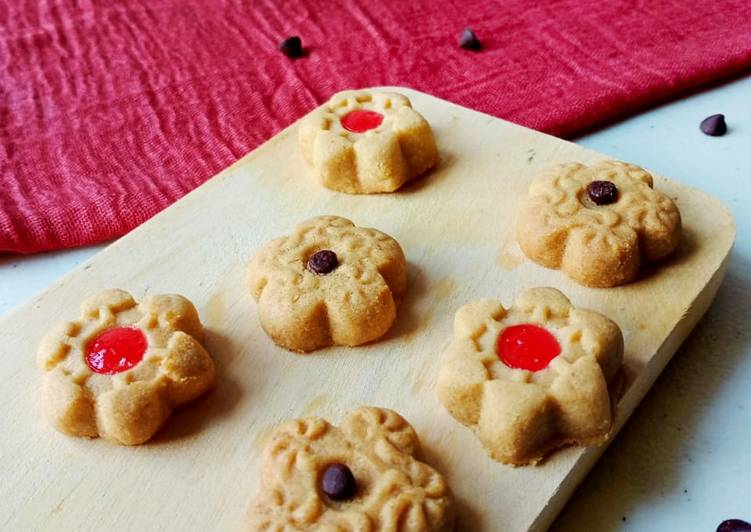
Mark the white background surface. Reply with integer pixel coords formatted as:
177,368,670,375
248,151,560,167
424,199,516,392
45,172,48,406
2,75,749,531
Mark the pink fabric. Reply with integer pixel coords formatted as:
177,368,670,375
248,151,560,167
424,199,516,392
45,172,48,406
2,0,750,253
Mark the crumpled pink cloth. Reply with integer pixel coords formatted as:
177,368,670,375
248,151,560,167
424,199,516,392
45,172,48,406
2,0,750,253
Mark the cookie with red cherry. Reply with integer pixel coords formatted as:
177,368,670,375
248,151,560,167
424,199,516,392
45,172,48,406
298,90,438,193
436,287,623,465
37,289,215,445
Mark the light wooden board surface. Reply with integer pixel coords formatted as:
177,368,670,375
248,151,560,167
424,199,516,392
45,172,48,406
0,87,735,531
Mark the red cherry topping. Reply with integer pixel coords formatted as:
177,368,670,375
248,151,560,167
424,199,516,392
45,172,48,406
497,324,561,372
85,327,147,374
340,110,383,133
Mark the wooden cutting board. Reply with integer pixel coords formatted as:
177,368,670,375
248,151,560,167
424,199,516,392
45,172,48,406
0,87,734,531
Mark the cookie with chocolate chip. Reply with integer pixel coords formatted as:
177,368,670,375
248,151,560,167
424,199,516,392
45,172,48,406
248,216,407,352
517,160,682,287
247,407,455,531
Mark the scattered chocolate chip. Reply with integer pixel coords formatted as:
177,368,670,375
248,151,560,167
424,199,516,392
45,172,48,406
459,28,481,51
718,520,751,532
279,36,303,58
321,463,356,500
307,250,338,274
700,114,727,136
586,180,618,205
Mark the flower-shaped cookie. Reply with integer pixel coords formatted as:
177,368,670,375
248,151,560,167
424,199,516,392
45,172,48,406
298,90,438,194
436,287,623,465
248,407,455,531
249,216,407,353
37,289,216,445
517,160,682,287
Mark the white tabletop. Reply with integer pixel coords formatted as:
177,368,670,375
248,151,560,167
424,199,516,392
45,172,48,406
2,76,749,531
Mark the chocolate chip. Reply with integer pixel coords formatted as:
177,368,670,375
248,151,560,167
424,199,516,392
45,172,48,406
321,463,356,500
718,520,751,532
586,180,618,205
700,114,727,136
307,250,338,274
459,28,481,51
279,36,303,58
